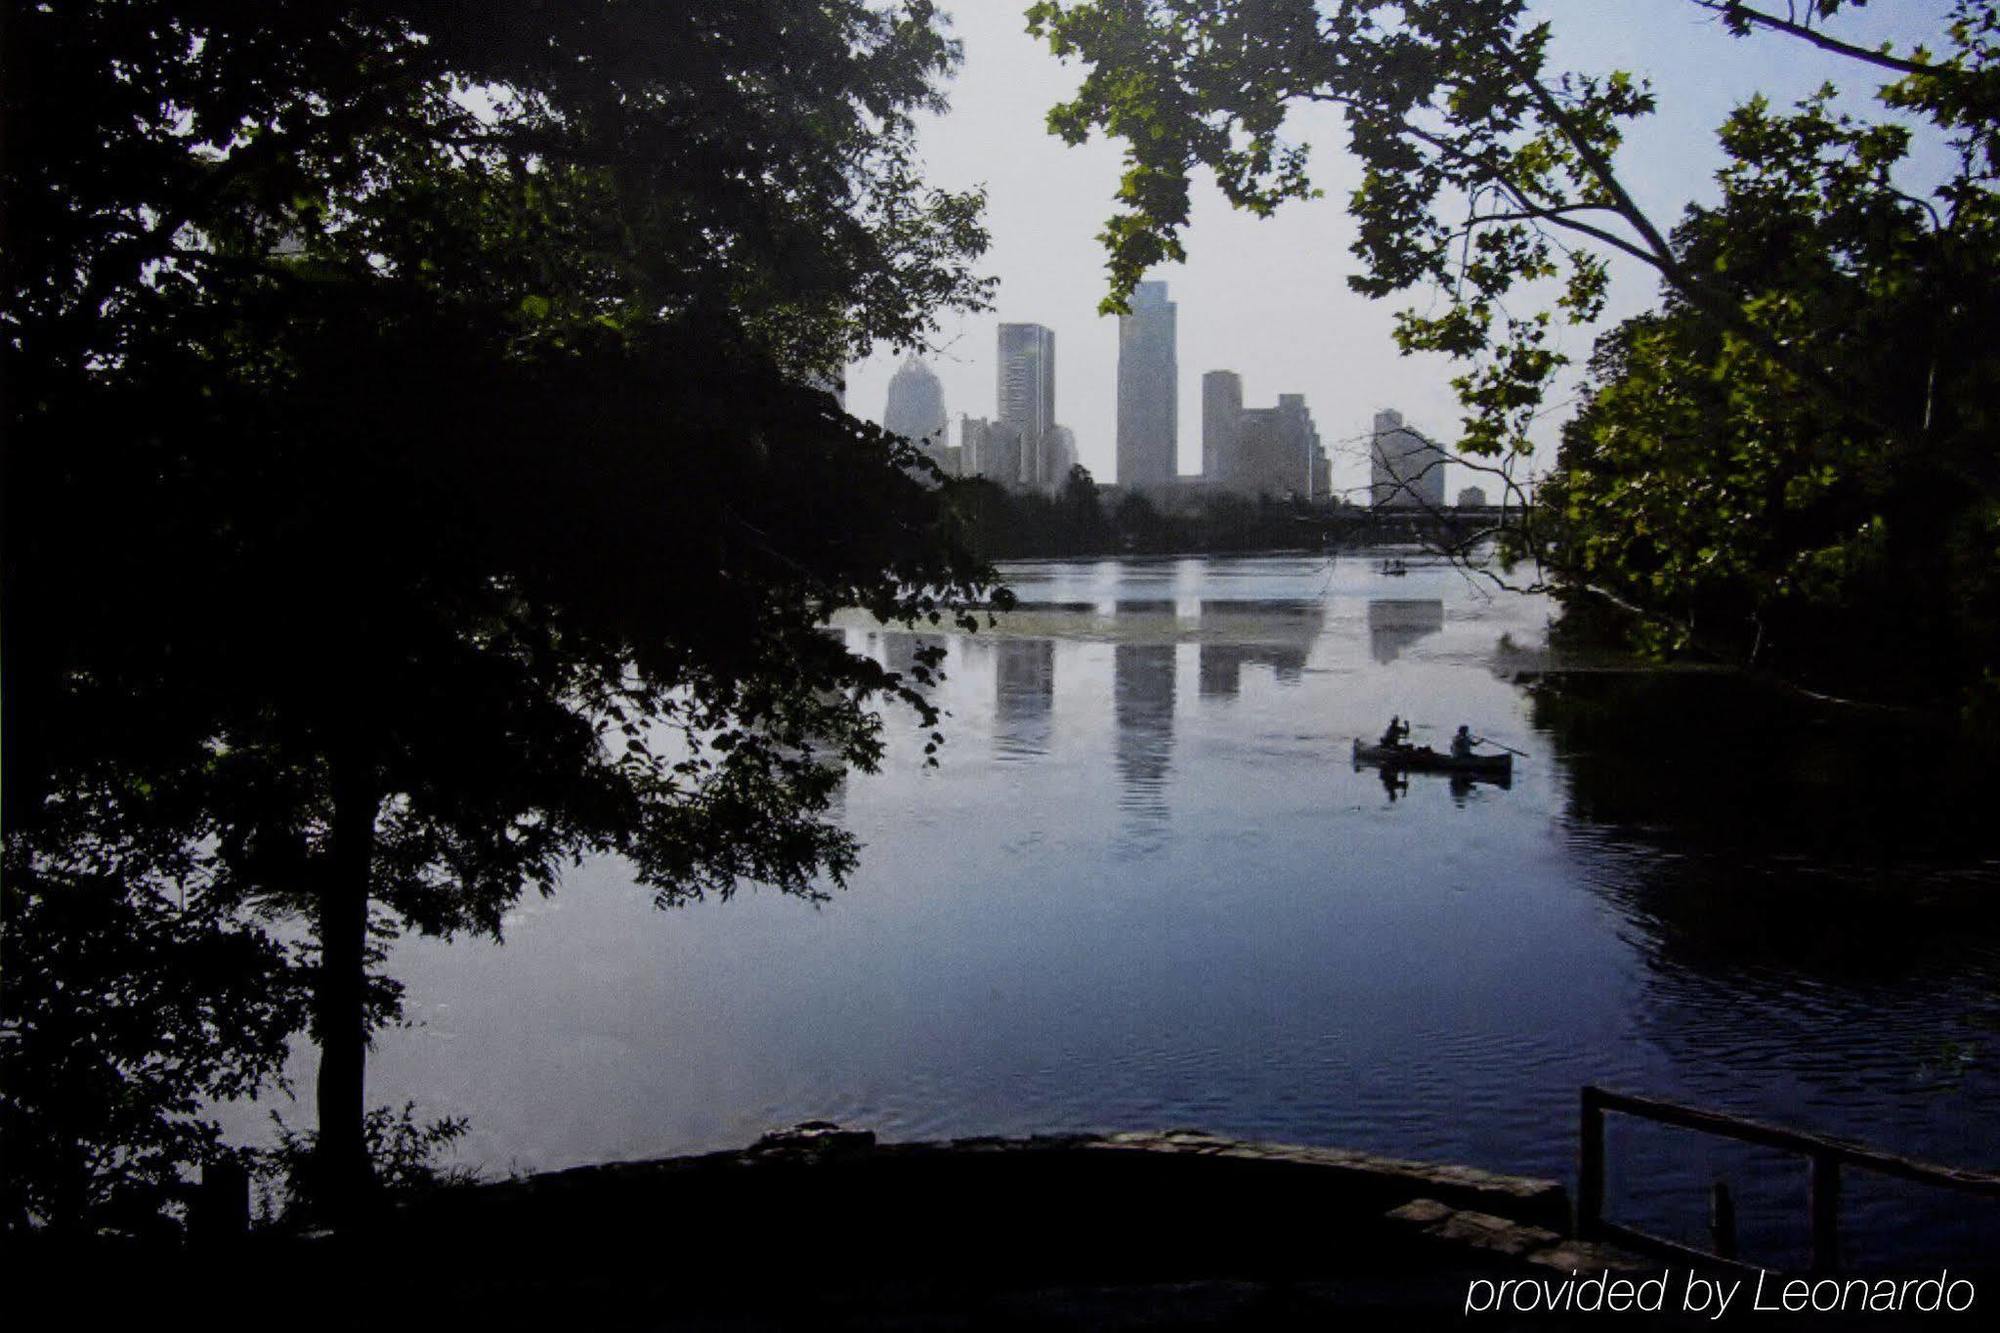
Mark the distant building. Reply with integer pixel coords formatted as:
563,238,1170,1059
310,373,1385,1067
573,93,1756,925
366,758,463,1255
1370,409,1448,509
1204,379,1330,499
1233,394,1327,499
998,323,1057,488
1457,485,1488,508
884,357,949,472
1048,425,1078,487
989,422,1020,485
1201,371,1242,482
962,414,1022,485
1282,395,1331,501
1117,281,1178,492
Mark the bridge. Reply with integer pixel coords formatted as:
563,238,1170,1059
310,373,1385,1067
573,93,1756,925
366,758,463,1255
1306,504,1517,545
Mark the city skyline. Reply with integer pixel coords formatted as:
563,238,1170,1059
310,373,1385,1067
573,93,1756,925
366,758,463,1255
842,2,1942,499
883,299,1401,503
864,298,1484,502
918,321,1080,491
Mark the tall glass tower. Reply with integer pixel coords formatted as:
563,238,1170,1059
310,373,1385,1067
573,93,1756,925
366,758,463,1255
997,323,1056,487
1117,281,1177,491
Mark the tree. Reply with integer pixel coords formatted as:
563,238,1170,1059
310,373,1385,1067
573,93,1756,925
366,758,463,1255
0,861,313,1234
4,1,998,1226
1540,87,2000,699
1112,489,1171,551
1059,462,1112,550
1026,0,2000,701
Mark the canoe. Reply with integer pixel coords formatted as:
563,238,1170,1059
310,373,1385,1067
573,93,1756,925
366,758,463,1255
1351,738,1513,777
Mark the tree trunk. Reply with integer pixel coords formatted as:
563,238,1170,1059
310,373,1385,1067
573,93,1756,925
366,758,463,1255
314,745,379,1227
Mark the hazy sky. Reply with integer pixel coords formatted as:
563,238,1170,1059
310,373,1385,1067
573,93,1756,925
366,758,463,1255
844,1,1952,499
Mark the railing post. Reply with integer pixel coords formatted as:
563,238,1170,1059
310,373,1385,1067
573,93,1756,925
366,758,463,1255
1810,1150,1841,1274
1709,1180,1737,1262
1578,1086,1605,1238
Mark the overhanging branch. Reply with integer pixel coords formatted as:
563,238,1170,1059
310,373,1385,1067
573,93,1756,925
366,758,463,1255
1699,1,1957,80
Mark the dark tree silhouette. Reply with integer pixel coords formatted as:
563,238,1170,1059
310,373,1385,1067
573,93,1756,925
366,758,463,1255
3,1,998,1227
1058,464,1113,550
0,863,313,1234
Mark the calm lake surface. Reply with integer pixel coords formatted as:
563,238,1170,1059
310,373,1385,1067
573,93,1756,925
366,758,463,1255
259,553,2000,1268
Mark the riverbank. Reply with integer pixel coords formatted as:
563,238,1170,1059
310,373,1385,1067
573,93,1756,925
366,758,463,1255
25,1120,1995,1327
17,1124,1661,1329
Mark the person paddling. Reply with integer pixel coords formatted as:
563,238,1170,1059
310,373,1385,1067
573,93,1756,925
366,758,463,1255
1451,724,1476,760
1379,715,1411,750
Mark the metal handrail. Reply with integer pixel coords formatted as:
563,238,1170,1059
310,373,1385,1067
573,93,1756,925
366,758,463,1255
1577,1085,2000,1273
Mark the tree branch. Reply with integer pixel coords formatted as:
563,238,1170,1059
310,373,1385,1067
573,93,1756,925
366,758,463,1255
1498,48,1910,444
1698,1,1957,79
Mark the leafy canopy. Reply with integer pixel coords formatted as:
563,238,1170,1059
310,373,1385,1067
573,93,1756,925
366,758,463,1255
3,0,1002,1227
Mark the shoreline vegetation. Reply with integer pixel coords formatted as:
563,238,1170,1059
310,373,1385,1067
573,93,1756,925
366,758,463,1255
944,470,1508,563
949,478,1993,720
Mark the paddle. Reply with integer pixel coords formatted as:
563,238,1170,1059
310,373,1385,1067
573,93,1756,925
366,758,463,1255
1471,734,1528,757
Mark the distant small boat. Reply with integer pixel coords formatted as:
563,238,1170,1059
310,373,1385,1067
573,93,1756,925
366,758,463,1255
1379,558,1409,576
1351,738,1513,778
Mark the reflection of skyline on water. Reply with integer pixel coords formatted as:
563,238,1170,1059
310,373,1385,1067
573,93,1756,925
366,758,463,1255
1113,643,1175,845
1113,598,1179,617
1196,599,1325,699
993,638,1055,761
876,630,949,684
1367,598,1444,664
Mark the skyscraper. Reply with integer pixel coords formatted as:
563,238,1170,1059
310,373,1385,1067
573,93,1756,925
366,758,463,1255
1370,409,1449,508
997,323,1056,487
1235,393,1326,499
883,357,949,471
961,414,1022,485
1117,281,1177,491
1278,395,1327,500
884,358,947,446
1207,379,1329,499
1202,370,1242,481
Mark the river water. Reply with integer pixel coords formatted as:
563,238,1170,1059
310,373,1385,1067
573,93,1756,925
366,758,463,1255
283,552,2000,1270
